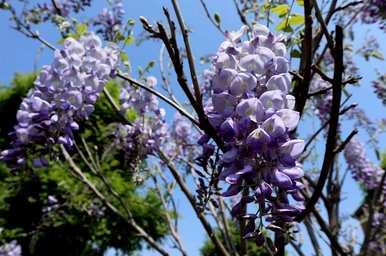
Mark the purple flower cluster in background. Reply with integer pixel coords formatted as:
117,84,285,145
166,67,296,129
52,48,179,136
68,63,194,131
310,76,332,125
372,73,386,106
166,112,199,161
360,0,386,31
116,77,168,164
368,212,386,255
22,0,92,25
51,0,92,16
199,25,305,238
0,239,21,256
344,138,385,205
0,34,118,168
93,0,125,41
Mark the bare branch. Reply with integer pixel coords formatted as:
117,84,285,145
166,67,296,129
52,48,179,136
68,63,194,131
296,26,344,222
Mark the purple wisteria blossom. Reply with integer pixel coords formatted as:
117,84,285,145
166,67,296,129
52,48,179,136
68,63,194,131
166,112,199,161
372,73,386,105
310,76,332,125
0,240,21,256
344,138,385,203
116,77,168,165
368,212,386,255
199,25,305,240
0,34,118,168
360,0,386,32
93,0,125,41
22,0,92,25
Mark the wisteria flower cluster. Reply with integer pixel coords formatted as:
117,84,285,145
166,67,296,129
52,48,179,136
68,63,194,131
165,112,200,162
22,0,92,25
0,34,118,168
373,73,386,106
115,77,168,166
200,25,305,239
93,0,125,41
310,76,332,125
368,212,386,255
360,0,386,32
344,138,385,200
0,240,21,256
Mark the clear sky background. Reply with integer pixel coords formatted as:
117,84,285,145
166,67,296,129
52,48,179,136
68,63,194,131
0,1,385,256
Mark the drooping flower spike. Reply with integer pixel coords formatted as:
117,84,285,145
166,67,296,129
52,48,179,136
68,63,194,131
199,24,305,241
0,33,118,168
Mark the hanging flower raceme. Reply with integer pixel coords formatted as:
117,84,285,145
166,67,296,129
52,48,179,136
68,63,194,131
360,0,386,32
0,240,21,256
115,77,168,165
93,0,125,41
199,25,305,240
373,73,386,106
0,34,118,168
344,138,385,201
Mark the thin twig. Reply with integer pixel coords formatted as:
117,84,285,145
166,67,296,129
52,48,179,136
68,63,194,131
171,0,203,107
152,174,188,256
158,150,230,256
61,145,169,256
198,0,225,35
117,72,199,127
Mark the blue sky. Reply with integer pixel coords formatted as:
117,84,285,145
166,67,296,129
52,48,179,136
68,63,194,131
0,1,385,255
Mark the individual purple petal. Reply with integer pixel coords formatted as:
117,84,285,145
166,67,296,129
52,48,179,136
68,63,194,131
225,174,241,184
239,54,267,74
212,68,237,93
222,147,238,163
276,109,300,131
246,128,270,150
220,118,239,142
215,52,237,69
212,92,237,116
222,184,242,197
255,181,273,198
236,165,254,175
197,134,210,145
285,95,296,110
259,90,285,111
273,169,293,189
266,73,291,93
236,98,265,122
229,73,257,96
279,165,304,180
261,114,286,138
279,139,305,164
207,113,225,128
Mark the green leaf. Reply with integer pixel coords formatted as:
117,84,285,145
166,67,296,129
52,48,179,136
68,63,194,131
76,23,88,36
124,35,134,46
127,19,135,26
114,32,125,42
126,108,138,122
296,0,304,6
0,2,10,9
290,49,301,58
288,14,305,26
372,50,385,60
275,19,293,32
120,52,129,62
263,1,271,10
214,13,221,25
271,4,289,16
